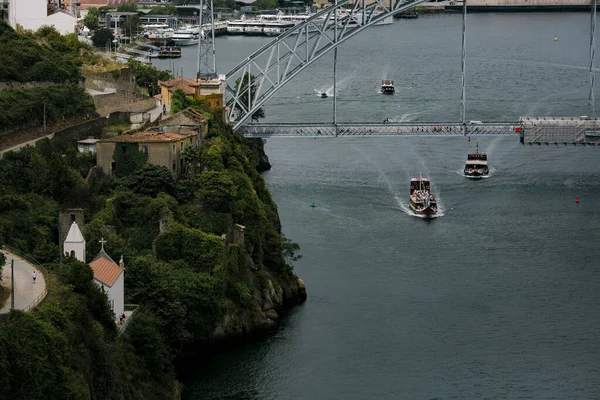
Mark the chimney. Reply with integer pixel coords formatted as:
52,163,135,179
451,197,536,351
119,255,124,270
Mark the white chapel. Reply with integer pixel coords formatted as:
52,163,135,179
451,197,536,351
63,222,125,322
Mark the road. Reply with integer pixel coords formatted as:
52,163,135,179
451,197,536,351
0,250,47,313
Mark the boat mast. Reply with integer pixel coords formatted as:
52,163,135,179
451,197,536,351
460,0,467,133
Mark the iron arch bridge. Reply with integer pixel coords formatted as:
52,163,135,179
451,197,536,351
225,0,432,130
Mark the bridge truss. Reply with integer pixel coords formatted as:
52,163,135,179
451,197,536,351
225,0,431,130
238,122,520,138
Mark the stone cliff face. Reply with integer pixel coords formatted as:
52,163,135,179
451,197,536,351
246,138,272,172
211,274,306,344
208,139,305,345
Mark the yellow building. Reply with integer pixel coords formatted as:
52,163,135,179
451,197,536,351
96,130,201,177
158,75,227,115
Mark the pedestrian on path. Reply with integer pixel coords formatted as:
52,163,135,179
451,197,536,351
32,271,36,284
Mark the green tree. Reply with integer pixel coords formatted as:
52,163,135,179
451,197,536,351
87,7,100,18
214,0,236,8
149,5,176,15
234,72,265,122
170,89,194,113
83,12,100,31
196,171,237,213
122,15,141,36
116,2,137,12
256,0,278,9
112,142,147,178
91,28,114,48
127,59,172,96
118,164,176,197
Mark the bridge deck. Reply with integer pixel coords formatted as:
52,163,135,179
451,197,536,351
238,122,519,138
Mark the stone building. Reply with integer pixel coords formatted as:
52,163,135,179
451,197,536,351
157,75,227,116
96,129,201,177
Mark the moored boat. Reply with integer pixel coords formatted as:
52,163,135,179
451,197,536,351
463,142,489,178
172,29,200,46
157,46,182,59
381,79,394,94
409,177,438,216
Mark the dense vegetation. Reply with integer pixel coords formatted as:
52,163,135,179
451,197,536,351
0,22,96,132
0,106,302,398
0,22,85,83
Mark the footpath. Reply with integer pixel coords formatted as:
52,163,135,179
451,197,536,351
0,250,47,313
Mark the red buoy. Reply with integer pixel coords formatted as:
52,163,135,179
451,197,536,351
468,136,471,142
575,196,580,204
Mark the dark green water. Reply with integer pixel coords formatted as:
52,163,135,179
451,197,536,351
173,12,600,400
187,136,600,399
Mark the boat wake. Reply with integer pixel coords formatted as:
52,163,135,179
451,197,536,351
397,199,446,219
355,145,445,219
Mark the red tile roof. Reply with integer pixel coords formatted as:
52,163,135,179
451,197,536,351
101,130,194,143
89,250,122,287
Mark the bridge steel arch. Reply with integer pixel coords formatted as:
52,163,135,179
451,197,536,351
225,0,431,131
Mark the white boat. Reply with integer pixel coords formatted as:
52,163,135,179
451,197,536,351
172,29,200,45
226,19,246,35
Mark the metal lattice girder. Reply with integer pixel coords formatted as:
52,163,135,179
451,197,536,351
238,122,520,138
197,0,216,79
225,0,432,130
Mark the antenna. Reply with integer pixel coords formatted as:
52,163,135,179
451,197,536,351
196,0,217,80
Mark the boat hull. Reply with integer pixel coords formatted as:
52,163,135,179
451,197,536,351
409,202,437,216
172,38,199,46
463,167,489,178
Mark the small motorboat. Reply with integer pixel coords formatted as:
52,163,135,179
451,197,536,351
381,79,395,94
321,93,328,98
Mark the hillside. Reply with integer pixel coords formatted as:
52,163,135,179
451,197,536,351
0,103,306,398
0,22,95,137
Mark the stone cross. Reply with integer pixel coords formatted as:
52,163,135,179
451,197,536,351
99,237,107,251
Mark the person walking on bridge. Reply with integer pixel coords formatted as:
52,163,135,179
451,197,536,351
32,271,36,284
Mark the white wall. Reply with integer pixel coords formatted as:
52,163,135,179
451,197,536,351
64,240,85,262
96,272,125,323
9,0,77,35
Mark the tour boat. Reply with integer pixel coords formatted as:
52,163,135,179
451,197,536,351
172,29,200,46
409,177,438,216
463,142,489,178
381,79,395,94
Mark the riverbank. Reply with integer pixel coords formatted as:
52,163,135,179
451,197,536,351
411,0,594,13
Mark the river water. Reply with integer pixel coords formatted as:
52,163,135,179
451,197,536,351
159,12,600,400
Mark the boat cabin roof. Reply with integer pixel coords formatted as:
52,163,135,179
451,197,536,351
411,177,430,182
467,152,487,160
382,79,393,85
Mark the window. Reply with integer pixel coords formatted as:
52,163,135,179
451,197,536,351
70,250,75,258
173,162,176,171
141,145,149,154
111,161,116,172
181,142,184,151
172,144,176,153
